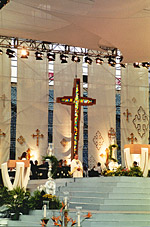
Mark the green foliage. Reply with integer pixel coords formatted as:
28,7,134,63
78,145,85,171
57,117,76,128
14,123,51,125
43,194,62,209
108,144,118,162
42,155,58,178
29,190,44,210
0,185,10,206
103,166,143,177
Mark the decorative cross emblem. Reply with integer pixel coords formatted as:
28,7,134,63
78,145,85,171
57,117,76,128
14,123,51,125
127,133,137,144
123,109,132,122
17,135,25,145
93,130,104,151
0,94,6,107
108,127,116,138
32,129,44,146
57,78,96,159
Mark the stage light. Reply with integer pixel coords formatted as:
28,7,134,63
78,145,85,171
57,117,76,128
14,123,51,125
95,57,103,65
133,62,140,68
85,56,92,65
35,51,43,60
72,55,80,63
142,62,150,69
0,49,3,55
6,49,16,58
108,57,116,67
47,52,55,61
21,48,29,58
60,54,68,63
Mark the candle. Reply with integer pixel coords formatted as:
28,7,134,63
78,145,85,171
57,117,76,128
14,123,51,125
44,204,46,218
77,212,80,227
64,196,67,209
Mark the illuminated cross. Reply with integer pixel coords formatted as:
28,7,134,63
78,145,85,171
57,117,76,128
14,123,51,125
123,109,132,122
127,133,137,144
57,78,96,160
32,129,44,146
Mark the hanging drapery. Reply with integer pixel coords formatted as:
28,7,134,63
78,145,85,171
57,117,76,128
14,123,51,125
16,51,49,163
0,48,11,166
53,55,83,162
88,63,116,170
121,65,149,166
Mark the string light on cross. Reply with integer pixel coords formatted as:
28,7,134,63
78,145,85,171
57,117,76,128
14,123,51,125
127,133,137,144
123,109,132,122
57,78,96,160
32,129,44,146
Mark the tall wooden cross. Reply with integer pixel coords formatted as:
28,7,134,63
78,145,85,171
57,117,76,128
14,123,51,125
57,78,96,160
32,129,44,146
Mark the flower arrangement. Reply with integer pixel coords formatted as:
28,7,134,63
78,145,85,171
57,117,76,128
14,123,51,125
103,166,143,177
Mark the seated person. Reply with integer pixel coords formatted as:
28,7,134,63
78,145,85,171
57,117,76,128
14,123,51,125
133,161,138,167
94,162,102,175
18,151,27,160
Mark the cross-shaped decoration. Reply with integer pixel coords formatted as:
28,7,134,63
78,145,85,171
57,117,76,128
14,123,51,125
0,94,6,107
123,109,132,122
0,129,6,138
32,129,44,146
17,135,25,145
108,127,116,138
57,78,96,160
127,133,137,144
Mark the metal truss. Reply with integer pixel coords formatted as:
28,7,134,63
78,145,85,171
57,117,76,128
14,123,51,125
0,35,118,58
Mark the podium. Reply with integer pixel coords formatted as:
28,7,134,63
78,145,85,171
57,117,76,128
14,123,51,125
1,160,30,190
124,144,150,177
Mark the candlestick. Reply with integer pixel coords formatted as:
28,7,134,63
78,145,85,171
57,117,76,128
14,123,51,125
64,196,67,209
43,204,46,218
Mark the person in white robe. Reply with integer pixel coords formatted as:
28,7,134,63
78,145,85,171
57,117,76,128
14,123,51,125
70,154,83,178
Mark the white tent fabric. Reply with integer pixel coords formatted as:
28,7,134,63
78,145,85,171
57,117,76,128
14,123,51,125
0,0,150,62
53,55,83,162
0,49,11,166
16,51,49,163
121,65,149,166
88,63,116,170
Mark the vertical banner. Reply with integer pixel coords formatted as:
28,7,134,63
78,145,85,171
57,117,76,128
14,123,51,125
88,63,116,169
121,65,149,166
16,51,49,163
53,55,83,162
0,48,11,165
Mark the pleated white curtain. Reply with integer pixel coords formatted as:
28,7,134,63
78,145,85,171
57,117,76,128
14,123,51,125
88,63,116,169
16,51,49,163
53,55,83,163
121,65,149,166
0,48,11,166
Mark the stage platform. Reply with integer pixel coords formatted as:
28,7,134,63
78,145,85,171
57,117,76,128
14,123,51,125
2,176,150,226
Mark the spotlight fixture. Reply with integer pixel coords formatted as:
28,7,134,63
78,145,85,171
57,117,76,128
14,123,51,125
60,54,68,63
47,52,55,61
0,49,3,55
6,49,16,58
72,55,80,63
21,48,29,58
85,56,92,65
96,57,103,65
108,57,116,67
35,51,43,60
142,62,150,69
133,62,140,68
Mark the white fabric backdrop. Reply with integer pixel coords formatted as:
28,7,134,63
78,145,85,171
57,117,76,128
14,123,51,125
121,65,149,166
0,48,11,166
16,51,49,163
88,63,116,169
53,55,83,162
